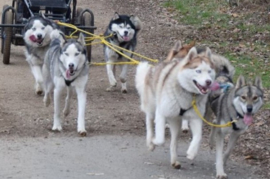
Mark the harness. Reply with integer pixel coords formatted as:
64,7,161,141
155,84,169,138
230,112,243,131
179,94,197,116
64,78,76,86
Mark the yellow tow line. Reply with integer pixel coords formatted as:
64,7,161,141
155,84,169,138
191,94,237,128
56,21,159,66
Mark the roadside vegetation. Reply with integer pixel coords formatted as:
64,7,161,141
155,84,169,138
164,0,270,88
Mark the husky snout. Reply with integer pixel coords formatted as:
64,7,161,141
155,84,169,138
37,34,43,39
69,63,75,73
246,104,253,113
69,63,74,69
206,79,212,87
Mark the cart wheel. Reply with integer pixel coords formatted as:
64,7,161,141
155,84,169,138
82,13,92,62
2,6,13,64
1,5,9,54
75,7,83,24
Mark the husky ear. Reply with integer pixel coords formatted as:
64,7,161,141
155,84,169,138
113,12,120,20
165,40,182,61
186,47,197,61
173,40,182,51
77,33,85,45
205,47,212,60
235,75,246,89
130,15,142,31
254,76,263,90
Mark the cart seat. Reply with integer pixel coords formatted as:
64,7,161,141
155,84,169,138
28,0,68,13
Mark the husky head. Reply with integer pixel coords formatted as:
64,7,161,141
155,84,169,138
59,33,87,79
233,75,264,126
109,12,142,43
165,40,195,62
178,47,216,95
23,14,55,47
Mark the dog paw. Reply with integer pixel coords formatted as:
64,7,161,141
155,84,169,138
121,88,127,93
172,161,181,169
147,142,155,151
182,129,189,133
186,151,196,160
52,125,62,131
78,129,87,137
63,108,70,117
216,173,227,179
152,138,164,146
36,90,43,96
106,86,114,92
35,84,43,96
43,96,50,107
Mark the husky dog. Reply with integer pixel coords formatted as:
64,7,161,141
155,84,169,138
164,40,195,62
104,12,142,93
135,46,216,169
209,75,264,179
42,30,89,136
23,15,58,95
181,51,235,133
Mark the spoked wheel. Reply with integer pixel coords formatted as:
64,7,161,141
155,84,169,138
1,5,13,64
81,12,93,62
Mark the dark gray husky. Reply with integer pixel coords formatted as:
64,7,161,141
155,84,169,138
209,70,264,178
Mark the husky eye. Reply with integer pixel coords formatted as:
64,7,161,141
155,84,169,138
65,53,69,56
119,25,123,28
32,27,36,31
241,96,246,100
196,70,201,73
41,27,45,30
75,53,79,56
253,96,258,101
208,70,211,73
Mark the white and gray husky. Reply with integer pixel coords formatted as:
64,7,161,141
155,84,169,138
208,73,264,178
23,15,57,95
135,45,216,169
104,12,142,93
42,30,89,136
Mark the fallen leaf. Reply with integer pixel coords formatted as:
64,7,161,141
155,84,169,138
245,155,257,160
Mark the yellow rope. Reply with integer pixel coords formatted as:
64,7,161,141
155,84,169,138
90,62,139,66
56,21,159,65
191,95,237,128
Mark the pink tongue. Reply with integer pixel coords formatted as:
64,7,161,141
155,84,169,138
243,114,253,126
210,81,220,91
29,35,37,42
123,36,129,41
66,70,70,79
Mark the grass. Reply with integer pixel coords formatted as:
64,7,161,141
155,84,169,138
163,0,270,108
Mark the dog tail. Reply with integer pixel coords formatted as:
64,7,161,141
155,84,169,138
211,54,235,79
135,62,151,96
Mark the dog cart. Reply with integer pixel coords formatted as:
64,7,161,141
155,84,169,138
0,0,96,64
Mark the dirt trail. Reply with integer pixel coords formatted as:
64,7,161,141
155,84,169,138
0,0,265,178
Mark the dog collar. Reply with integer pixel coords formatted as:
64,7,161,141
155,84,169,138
179,94,198,116
64,78,76,86
179,108,187,116
230,112,243,131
